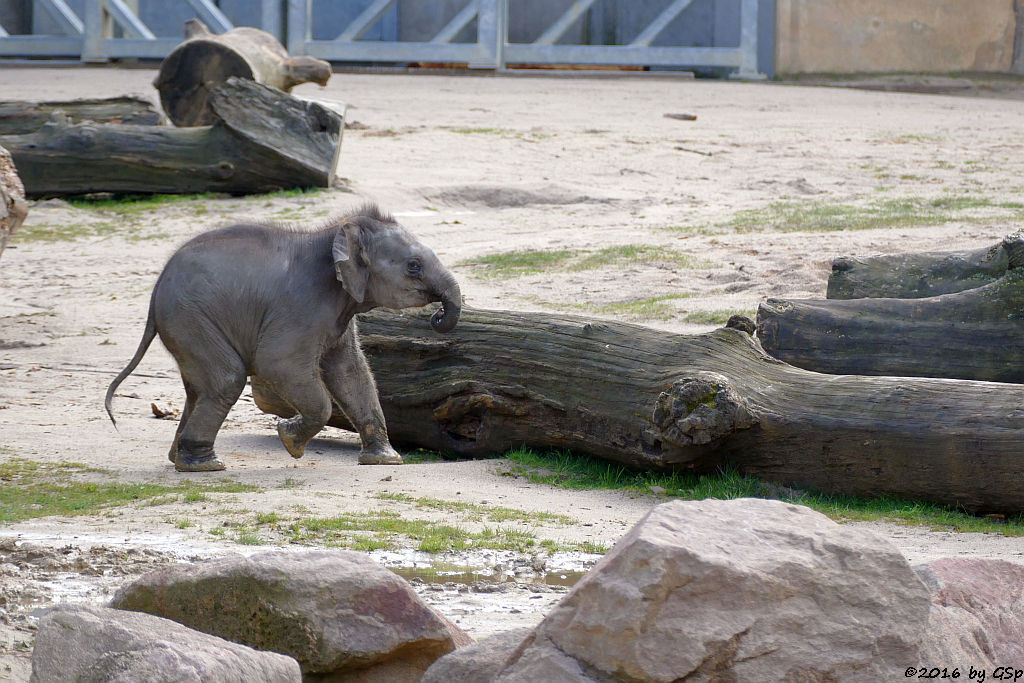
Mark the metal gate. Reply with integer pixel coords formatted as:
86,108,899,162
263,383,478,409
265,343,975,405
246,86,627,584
0,0,766,77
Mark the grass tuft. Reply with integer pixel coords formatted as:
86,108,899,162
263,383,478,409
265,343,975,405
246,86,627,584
501,448,1024,535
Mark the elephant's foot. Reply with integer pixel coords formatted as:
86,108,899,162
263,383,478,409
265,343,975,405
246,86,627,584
174,450,224,473
358,444,404,465
278,416,317,459
174,439,225,472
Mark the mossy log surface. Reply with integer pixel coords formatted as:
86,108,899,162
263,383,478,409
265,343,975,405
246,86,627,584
827,232,1023,299
0,78,342,197
0,96,163,135
252,307,1024,514
760,233,1024,382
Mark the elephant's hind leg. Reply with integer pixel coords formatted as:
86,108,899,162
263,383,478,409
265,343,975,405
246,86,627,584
168,345,246,472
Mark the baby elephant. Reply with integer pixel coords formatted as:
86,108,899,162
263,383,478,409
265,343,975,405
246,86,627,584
105,204,461,472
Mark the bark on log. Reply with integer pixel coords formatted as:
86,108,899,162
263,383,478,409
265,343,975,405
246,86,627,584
827,232,1024,299
251,307,1024,514
0,145,28,262
0,78,342,197
758,232,1024,382
0,96,163,135
155,19,332,127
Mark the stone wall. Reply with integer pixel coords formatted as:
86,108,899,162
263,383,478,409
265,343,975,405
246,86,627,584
775,0,1017,75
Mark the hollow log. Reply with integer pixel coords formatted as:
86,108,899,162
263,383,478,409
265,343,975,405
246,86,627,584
0,78,342,197
0,144,28,262
758,232,1024,382
827,232,1024,299
251,307,1024,514
0,96,163,135
155,19,332,127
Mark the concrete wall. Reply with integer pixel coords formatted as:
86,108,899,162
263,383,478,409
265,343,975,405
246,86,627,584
775,0,1016,75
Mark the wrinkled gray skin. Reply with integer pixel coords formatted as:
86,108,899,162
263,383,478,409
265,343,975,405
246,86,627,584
105,204,461,472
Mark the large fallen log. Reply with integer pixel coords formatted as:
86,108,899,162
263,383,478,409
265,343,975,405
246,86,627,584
827,232,1023,299
252,307,1024,514
155,19,332,127
757,232,1024,382
0,78,342,197
0,96,163,135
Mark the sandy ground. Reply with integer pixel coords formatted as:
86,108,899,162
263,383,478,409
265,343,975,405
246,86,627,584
3,66,1024,679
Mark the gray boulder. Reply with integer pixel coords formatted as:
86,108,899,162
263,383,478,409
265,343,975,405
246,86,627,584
917,557,1024,666
30,604,300,682
111,549,472,681
421,627,531,683
496,498,932,682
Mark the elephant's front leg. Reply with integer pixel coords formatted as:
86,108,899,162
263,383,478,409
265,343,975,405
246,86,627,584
322,326,403,465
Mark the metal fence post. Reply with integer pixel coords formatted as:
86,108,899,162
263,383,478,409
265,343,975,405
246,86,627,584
470,0,505,70
733,0,765,79
81,0,106,62
286,0,309,55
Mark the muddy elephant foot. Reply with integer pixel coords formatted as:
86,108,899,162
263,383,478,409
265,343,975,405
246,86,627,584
278,416,314,459
174,452,226,472
174,439,226,472
358,444,404,465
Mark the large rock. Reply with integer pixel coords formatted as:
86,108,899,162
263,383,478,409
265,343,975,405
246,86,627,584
421,627,531,683
917,557,1024,666
111,550,472,681
30,604,300,682
496,498,932,682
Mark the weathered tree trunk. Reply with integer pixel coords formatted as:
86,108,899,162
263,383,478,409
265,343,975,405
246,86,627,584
0,96,163,135
251,307,1024,514
0,145,28,262
827,231,1024,299
0,78,342,197
155,19,332,127
758,232,1024,382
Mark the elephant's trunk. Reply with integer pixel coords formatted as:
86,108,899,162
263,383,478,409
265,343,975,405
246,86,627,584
430,272,462,334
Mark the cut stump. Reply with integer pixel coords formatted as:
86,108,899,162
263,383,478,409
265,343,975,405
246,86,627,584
155,19,332,127
252,307,1024,514
0,78,343,197
0,144,28,262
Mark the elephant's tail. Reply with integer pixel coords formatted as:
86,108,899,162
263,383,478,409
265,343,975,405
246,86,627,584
105,297,158,432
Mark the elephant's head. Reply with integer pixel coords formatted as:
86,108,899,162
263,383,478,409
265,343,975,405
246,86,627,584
331,206,462,333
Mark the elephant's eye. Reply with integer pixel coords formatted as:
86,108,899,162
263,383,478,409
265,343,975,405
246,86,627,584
406,259,423,276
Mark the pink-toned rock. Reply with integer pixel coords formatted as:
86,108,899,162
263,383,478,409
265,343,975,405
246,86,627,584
916,557,1024,666
496,498,931,682
111,550,471,681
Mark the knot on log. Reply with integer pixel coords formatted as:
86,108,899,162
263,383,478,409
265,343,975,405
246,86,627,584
725,315,755,335
652,373,755,447
432,383,564,444
1003,231,1024,270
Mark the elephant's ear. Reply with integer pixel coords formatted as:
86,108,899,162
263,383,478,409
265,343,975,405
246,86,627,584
332,221,369,304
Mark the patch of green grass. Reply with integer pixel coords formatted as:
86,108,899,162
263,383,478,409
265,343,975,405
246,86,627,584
286,509,542,553
17,221,121,242
570,245,716,271
0,458,259,523
463,245,714,279
449,127,509,135
66,192,215,216
501,448,1024,535
373,493,575,525
255,511,281,525
234,529,264,546
722,194,1024,234
172,518,194,529
463,249,576,278
684,310,754,326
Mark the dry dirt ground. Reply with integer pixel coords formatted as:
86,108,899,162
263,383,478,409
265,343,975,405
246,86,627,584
3,67,1024,679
